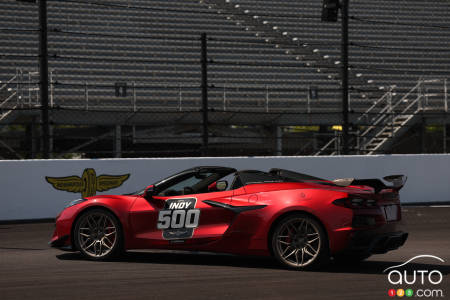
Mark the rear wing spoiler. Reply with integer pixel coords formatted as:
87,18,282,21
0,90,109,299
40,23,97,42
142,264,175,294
332,175,407,193
269,168,406,193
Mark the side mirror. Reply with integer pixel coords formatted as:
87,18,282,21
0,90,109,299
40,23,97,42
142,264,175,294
216,180,228,191
144,185,155,199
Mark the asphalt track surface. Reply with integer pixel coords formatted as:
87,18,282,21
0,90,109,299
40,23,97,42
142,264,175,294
1,207,449,300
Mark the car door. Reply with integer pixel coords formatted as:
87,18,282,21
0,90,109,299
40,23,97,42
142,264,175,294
164,189,236,244
128,168,238,247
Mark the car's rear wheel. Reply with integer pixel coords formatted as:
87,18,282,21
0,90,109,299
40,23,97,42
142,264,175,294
73,209,123,260
271,213,329,270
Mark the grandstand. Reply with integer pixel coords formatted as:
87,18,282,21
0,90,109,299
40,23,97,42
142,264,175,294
0,0,449,158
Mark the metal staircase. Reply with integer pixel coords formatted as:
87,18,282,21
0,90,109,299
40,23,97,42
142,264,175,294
0,69,23,124
360,83,422,154
0,69,45,124
315,78,448,155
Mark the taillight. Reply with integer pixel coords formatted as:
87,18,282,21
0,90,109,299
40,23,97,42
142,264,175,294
332,197,377,209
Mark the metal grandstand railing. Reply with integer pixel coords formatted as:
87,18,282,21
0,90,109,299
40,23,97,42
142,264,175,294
0,68,58,124
315,78,449,155
0,69,21,123
48,81,329,113
363,78,448,154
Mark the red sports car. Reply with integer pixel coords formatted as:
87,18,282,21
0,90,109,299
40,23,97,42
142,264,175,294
50,166,408,270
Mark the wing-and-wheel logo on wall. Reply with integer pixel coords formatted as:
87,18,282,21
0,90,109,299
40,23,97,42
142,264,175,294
46,168,130,197
384,255,446,298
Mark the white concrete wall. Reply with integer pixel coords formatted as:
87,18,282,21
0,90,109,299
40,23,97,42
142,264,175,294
0,154,449,220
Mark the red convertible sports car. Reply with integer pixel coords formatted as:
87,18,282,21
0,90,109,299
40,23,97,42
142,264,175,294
50,166,408,270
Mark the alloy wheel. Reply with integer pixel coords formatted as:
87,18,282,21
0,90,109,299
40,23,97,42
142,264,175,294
77,211,118,258
274,217,322,267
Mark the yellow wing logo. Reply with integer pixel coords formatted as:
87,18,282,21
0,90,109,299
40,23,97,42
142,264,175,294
45,176,83,193
97,174,130,192
46,168,130,198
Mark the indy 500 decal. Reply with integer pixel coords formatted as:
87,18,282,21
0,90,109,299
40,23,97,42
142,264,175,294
157,198,200,240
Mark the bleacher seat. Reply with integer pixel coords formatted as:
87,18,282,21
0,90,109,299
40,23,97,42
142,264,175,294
0,0,448,114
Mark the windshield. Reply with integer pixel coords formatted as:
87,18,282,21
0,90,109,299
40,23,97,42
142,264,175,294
127,166,237,196
156,172,215,196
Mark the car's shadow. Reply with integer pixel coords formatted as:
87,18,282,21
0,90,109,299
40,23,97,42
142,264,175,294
56,251,450,275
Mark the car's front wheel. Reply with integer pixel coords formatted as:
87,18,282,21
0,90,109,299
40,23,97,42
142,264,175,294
73,209,123,260
271,213,330,270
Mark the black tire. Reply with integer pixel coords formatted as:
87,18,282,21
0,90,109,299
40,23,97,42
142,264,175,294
271,213,330,270
73,209,124,261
